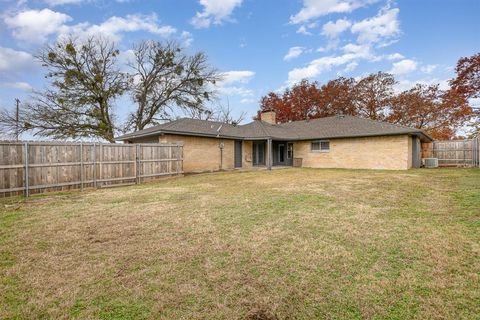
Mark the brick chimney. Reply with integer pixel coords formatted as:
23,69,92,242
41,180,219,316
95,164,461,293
260,110,276,124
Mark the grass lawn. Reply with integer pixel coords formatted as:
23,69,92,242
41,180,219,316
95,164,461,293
1,168,479,319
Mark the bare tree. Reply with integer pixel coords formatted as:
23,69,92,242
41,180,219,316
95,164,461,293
183,107,215,121
183,101,246,125
125,40,221,132
0,36,129,142
212,101,246,125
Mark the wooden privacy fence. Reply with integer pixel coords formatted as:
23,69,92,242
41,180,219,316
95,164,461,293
0,141,183,197
422,138,480,167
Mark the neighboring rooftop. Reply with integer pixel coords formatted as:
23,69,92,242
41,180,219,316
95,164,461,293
116,115,432,142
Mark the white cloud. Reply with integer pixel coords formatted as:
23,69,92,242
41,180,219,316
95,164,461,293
191,0,243,28
2,81,33,91
290,0,375,24
421,64,437,74
296,25,312,35
82,14,176,41
321,18,351,38
284,47,304,61
240,98,254,104
342,43,369,55
218,86,253,97
386,52,404,60
181,31,194,47
5,9,179,44
0,47,35,73
287,42,376,84
344,61,358,72
351,7,400,44
217,70,255,97
395,78,449,93
288,53,360,84
296,21,318,35
390,59,418,75
44,0,85,5
219,70,255,85
4,9,72,43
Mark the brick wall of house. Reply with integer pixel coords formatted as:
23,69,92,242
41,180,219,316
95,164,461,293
158,134,235,173
407,135,413,169
242,140,253,168
293,135,412,170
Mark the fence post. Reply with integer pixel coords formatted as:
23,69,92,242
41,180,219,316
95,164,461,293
99,143,103,188
135,144,139,184
24,141,29,197
93,143,97,188
176,144,180,175
80,142,84,191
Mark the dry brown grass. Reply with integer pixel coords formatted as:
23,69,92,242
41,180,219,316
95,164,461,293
1,168,479,319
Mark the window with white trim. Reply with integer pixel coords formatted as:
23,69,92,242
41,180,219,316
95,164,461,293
311,140,330,152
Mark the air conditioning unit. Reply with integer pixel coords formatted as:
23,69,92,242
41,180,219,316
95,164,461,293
423,158,438,168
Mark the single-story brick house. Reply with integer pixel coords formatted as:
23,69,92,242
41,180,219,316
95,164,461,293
116,111,432,171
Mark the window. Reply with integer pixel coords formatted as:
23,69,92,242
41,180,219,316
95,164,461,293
311,140,330,152
287,143,293,159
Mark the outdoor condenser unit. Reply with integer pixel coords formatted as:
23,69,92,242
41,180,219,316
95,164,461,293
423,158,439,168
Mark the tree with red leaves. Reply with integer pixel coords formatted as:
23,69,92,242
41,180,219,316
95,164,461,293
317,77,358,117
450,53,480,99
354,72,395,121
258,80,322,122
258,78,358,122
388,84,473,139
450,53,480,136
258,68,474,139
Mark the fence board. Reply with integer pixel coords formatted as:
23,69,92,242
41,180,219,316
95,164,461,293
423,138,480,167
0,141,183,197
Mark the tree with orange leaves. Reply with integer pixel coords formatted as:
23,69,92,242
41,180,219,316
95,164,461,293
388,84,473,139
450,53,480,136
258,78,358,122
258,68,474,139
450,53,480,99
258,80,322,122
354,72,395,121
317,77,358,117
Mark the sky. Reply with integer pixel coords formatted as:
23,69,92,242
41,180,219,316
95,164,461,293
0,0,479,130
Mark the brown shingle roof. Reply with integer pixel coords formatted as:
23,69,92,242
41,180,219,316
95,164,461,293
116,115,432,142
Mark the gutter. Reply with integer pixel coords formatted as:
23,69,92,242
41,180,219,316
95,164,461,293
117,126,432,143
116,129,244,141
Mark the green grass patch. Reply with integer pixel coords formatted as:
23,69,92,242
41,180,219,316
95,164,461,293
0,168,479,319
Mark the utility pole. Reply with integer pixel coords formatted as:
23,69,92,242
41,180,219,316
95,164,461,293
15,98,20,141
